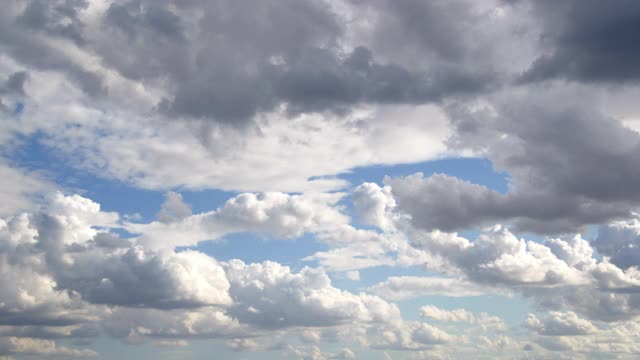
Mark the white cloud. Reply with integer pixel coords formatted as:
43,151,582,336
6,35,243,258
0,337,97,358
0,161,54,217
368,276,501,300
127,191,348,249
420,306,475,323
352,182,398,231
526,311,596,336
225,259,402,328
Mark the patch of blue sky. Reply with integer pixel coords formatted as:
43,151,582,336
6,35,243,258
337,265,531,325
338,157,510,194
183,232,327,272
13,101,24,115
8,132,235,222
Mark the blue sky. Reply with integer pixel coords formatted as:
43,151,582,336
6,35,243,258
2,1,640,359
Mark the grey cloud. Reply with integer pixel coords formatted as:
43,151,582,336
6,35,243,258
163,44,494,123
104,1,184,40
0,71,28,112
1,0,502,125
0,72,29,96
386,173,504,232
519,0,640,83
593,218,640,270
276,46,495,116
360,0,480,62
16,0,88,46
0,4,107,98
156,191,192,223
522,285,640,322
388,89,640,234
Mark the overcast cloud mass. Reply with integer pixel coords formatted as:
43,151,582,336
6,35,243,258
1,0,640,359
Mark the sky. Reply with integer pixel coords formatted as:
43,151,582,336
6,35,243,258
1,0,640,359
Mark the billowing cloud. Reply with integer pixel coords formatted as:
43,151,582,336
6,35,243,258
127,191,348,248
525,311,596,336
519,0,640,84
388,88,640,234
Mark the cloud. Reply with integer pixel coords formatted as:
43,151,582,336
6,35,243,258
593,216,640,270
420,306,475,323
225,259,401,329
156,191,192,223
368,276,499,300
0,192,439,355
0,162,54,217
388,87,640,234
519,0,640,84
352,182,398,231
0,336,97,358
0,0,502,128
525,311,596,336
4,1,640,358
128,191,348,249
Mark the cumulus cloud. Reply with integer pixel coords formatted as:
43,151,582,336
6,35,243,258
0,192,434,356
525,312,596,336
127,191,348,249
519,0,640,84
352,184,640,323
225,259,401,329
386,87,640,234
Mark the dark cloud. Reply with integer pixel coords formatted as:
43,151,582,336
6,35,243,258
0,72,29,96
16,0,88,46
0,71,28,111
520,0,640,83
388,89,640,233
358,0,479,62
0,2,107,97
1,0,502,125
593,219,640,270
103,1,184,40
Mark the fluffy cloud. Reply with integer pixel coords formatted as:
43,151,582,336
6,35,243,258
127,191,348,249
525,312,596,336
519,0,640,84
352,183,640,323
0,192,427,356
386,86,640,234
225,259,401,329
